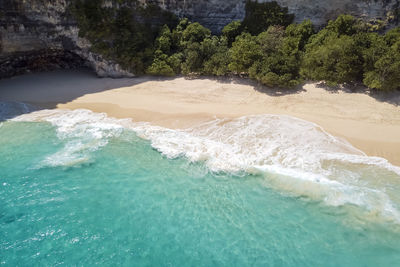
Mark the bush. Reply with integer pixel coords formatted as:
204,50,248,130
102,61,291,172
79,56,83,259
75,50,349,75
228,33,262,74
147,59,175,76
70,0,178,74
202,37,230,76
242,0,294,35
181,22,211,46
248,21,313,88
363,39,400,91
301,16,364,85
181,42,203,75
325,14,360,36
167,53,183,74
301,35,363,85
222,21,242,46
155,25,172,54
72,1,400,91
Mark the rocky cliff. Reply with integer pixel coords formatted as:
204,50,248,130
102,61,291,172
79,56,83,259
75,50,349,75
144,0,399,31
0,0,134,78
1,0,399,78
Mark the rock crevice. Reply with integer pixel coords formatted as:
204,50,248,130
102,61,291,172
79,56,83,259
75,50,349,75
1,0,399,78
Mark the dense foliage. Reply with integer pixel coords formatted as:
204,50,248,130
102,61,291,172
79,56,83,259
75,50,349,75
301,15,400,90
242,0,294,35
69,0,178,74
71,0,400,91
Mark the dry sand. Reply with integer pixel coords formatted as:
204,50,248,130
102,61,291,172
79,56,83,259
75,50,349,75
1,69,400,165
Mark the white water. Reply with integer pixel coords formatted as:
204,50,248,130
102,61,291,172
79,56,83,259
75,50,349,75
11,109,128,167
6,106,400,224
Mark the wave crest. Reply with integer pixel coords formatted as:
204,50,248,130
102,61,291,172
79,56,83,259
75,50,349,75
12,109,129,167
9,108,400,223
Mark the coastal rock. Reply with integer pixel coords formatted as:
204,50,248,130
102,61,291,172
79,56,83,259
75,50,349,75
0,0,133,78
144,0,400,32
1,0,399,78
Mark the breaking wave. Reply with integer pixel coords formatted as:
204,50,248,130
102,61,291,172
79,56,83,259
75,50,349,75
8,107,400,224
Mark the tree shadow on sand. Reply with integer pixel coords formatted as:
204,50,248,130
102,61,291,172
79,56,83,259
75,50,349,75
185,75,306,96
1,69,399,123
315,82,400,106
0,68,177,122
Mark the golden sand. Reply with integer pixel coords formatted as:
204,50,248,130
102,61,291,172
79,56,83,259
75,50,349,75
1,70,399,165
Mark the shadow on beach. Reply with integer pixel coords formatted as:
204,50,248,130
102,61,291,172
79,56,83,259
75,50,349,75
315,82,400,106
1,68,400,122
187,75,306,96
0,68,162,122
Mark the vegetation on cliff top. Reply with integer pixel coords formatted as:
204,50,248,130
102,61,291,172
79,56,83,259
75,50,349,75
70,0,400,91
69,0,178,74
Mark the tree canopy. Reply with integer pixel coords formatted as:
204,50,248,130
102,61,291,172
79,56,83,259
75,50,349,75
71,0,400,91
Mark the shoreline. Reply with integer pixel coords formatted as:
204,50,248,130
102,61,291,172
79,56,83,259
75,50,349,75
1,69,400,166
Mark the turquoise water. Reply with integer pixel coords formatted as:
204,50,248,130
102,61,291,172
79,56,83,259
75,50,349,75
1,107,400,266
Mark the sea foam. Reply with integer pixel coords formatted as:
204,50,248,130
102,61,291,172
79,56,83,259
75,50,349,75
12,109,129,167
8,108,400,223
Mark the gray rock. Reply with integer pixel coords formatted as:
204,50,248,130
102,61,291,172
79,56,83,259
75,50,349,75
145,0,400,32
1,0,399,78
0,0,134,78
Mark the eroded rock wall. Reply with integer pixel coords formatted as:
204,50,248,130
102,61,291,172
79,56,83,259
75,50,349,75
270,0,399,27
1,0,399,78
0,0,133,78
144,0,399,32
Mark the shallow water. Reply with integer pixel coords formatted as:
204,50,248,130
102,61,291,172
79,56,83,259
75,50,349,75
1,104,400,266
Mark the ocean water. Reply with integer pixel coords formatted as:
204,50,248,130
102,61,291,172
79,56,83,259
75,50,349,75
1,103,400,266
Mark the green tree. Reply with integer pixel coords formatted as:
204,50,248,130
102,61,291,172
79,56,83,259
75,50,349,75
256,25,285,55
250,21,313,88
354,32,388,73
384,27,400,46
181,22,211,46
177,22,213,74
363,39,400,91
325,14,360,36
301,35,363,85
167,53,183,74
70,0,178,74
171,18,190,52
228,33,262,74
242,0,294,35
146,50,175,76
301,16,364,85
222,20,242,46
155,25,172,54
181,42,203,74
147,58,175,76
284,20,314,52
202,37,230,76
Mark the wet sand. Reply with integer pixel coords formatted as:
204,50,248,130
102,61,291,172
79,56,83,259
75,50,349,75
1,70,399,165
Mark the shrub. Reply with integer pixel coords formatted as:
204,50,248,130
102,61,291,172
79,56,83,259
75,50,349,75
363,40,400,91
202,37,230,76
242,0,294,35
71,1,400,91
222,20,242,46
228,33,262,74
70,0,178,74
147,59,175,76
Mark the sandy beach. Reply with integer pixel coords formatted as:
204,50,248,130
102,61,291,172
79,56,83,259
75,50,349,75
1,69,400,165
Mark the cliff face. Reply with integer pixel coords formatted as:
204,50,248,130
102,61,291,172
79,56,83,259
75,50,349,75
1,0,399,78
146,0,399,31
266,0,399,27
0,0,133,78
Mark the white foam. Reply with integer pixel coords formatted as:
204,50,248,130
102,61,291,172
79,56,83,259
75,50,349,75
130,115,400,222
9,108,400,223
12,109,129,168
